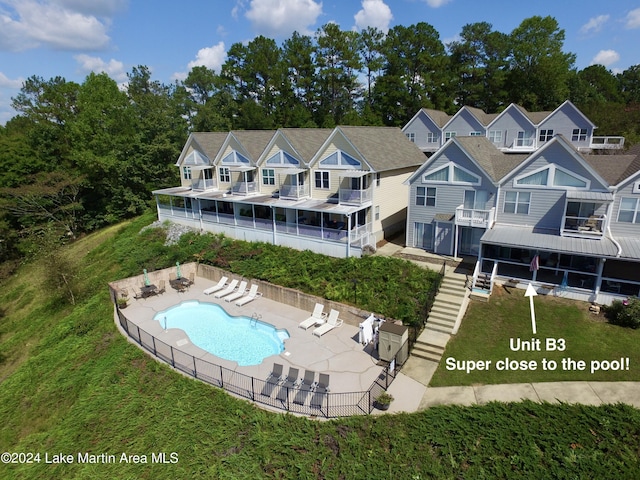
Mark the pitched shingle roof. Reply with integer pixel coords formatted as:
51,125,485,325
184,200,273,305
230,130,277,160
338,126,428,172
279,128,333,163
453,136,527,182
583,154,639,186
422,108,451,128
190,132,229,161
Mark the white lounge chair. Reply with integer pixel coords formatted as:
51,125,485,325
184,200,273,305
214,279,238,298
224,281,248,302
203,276,228,295
312,309,343,337
298,303,327,330
235,284,262,306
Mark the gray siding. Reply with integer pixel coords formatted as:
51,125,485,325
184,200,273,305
538,104,593,150
610,180,640,237
488,107,535,149
403,112,441,151
445,110,485,136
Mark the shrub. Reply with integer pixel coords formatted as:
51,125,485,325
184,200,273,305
604,297,640,329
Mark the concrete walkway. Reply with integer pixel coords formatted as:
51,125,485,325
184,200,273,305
374,239,640,413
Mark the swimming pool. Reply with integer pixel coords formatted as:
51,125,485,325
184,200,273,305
153,301,289,366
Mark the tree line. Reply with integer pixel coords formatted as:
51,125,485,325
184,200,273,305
1,15,639,270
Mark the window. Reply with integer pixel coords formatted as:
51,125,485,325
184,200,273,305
514,165,589,189
183,166,192,180
504,191,530,214
572,129,587,142
315,171,330,189
416,186,436,207
426,132,439,143
463,190,488,210
219,167,230,183
415,222,433,249
489,130,502,143
262,168,275,185
470,131,483,136
375,205,380,221
204,169,213,180
618,198,640,223
266,151,300,166
445,132,456,141
406,132,415,142
516,131,534,147
319,151,361,168
539,129,554,142
376,172,381,187
422,162,480,184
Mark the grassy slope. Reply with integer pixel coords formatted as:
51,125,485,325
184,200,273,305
0,215,639,479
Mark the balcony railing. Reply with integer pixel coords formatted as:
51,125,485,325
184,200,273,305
279,184,310,200
339,188,372,205
192,178,218,191
590,136,625,150
455,205,495,228
562,215,604,237
232,181,258,195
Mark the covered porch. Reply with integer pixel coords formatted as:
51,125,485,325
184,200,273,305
475,225,639,304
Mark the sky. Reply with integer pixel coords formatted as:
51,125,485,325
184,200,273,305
1,0,640,125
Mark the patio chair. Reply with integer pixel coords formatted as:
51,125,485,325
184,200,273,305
276,367,300,402
298,303,327,330
260,363,283,397
169,272,177,281
188,272,195,286
224,281,248,303
157,280,166,295
293,370,316,405
203,276,228,295
310,373,330,409
235,284,262,306
214,279,239,299
312,309,343,337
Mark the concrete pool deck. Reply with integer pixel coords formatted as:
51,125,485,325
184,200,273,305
117,276,404,401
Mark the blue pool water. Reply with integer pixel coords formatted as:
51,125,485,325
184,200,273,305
153,301,289,366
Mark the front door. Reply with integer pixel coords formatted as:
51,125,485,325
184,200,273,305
434,222,453,255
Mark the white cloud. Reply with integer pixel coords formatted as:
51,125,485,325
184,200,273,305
55,0,127,17
625,8,640,29
0,0,111,52
580,14,609,35
423,0,451,7
172,42,227,81
0,71,24,88
590,49,620,67
245,0,323,37
74,54,126,82
354,0,392,33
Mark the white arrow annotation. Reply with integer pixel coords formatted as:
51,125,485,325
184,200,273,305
524,283,538,335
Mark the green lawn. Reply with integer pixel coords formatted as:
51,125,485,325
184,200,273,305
430,286,640,387
1,216,639,479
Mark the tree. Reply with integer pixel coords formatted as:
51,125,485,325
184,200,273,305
315,23,363,126
183,66,234,131
282,31,319,126
619,65,640,105
507,16,575,110
358,27,385,106
375,23,449,125
448,22,510,112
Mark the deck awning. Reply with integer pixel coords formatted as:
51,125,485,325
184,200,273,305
279,168,306,175
188,165,214,171
566,191,613,201
339,170,369,178
228,166,256,172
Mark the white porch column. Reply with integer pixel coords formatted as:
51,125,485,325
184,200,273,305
594,258,605,303
346,214,352,258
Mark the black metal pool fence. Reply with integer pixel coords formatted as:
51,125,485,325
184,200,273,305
116,307,402,418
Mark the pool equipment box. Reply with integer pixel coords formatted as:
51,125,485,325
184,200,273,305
378,323,408,365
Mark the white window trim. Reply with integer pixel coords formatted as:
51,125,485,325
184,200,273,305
421,161,481,186
406,132,416,142
444,131,456,141
262,168,276,186
489,130,502,143
514,164,590,190
416,186,437,207
503,191,531,215
315,170,330,189
515,131,534,147
617,197,640,223
219,167,230,183
426,132,439,143
469,131,483,136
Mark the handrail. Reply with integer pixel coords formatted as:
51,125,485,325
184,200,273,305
489,261,498,293
471,260,480,289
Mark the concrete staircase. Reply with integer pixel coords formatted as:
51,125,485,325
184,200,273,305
410,269,468,363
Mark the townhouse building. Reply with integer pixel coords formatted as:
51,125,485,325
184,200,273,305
153,126,426,258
